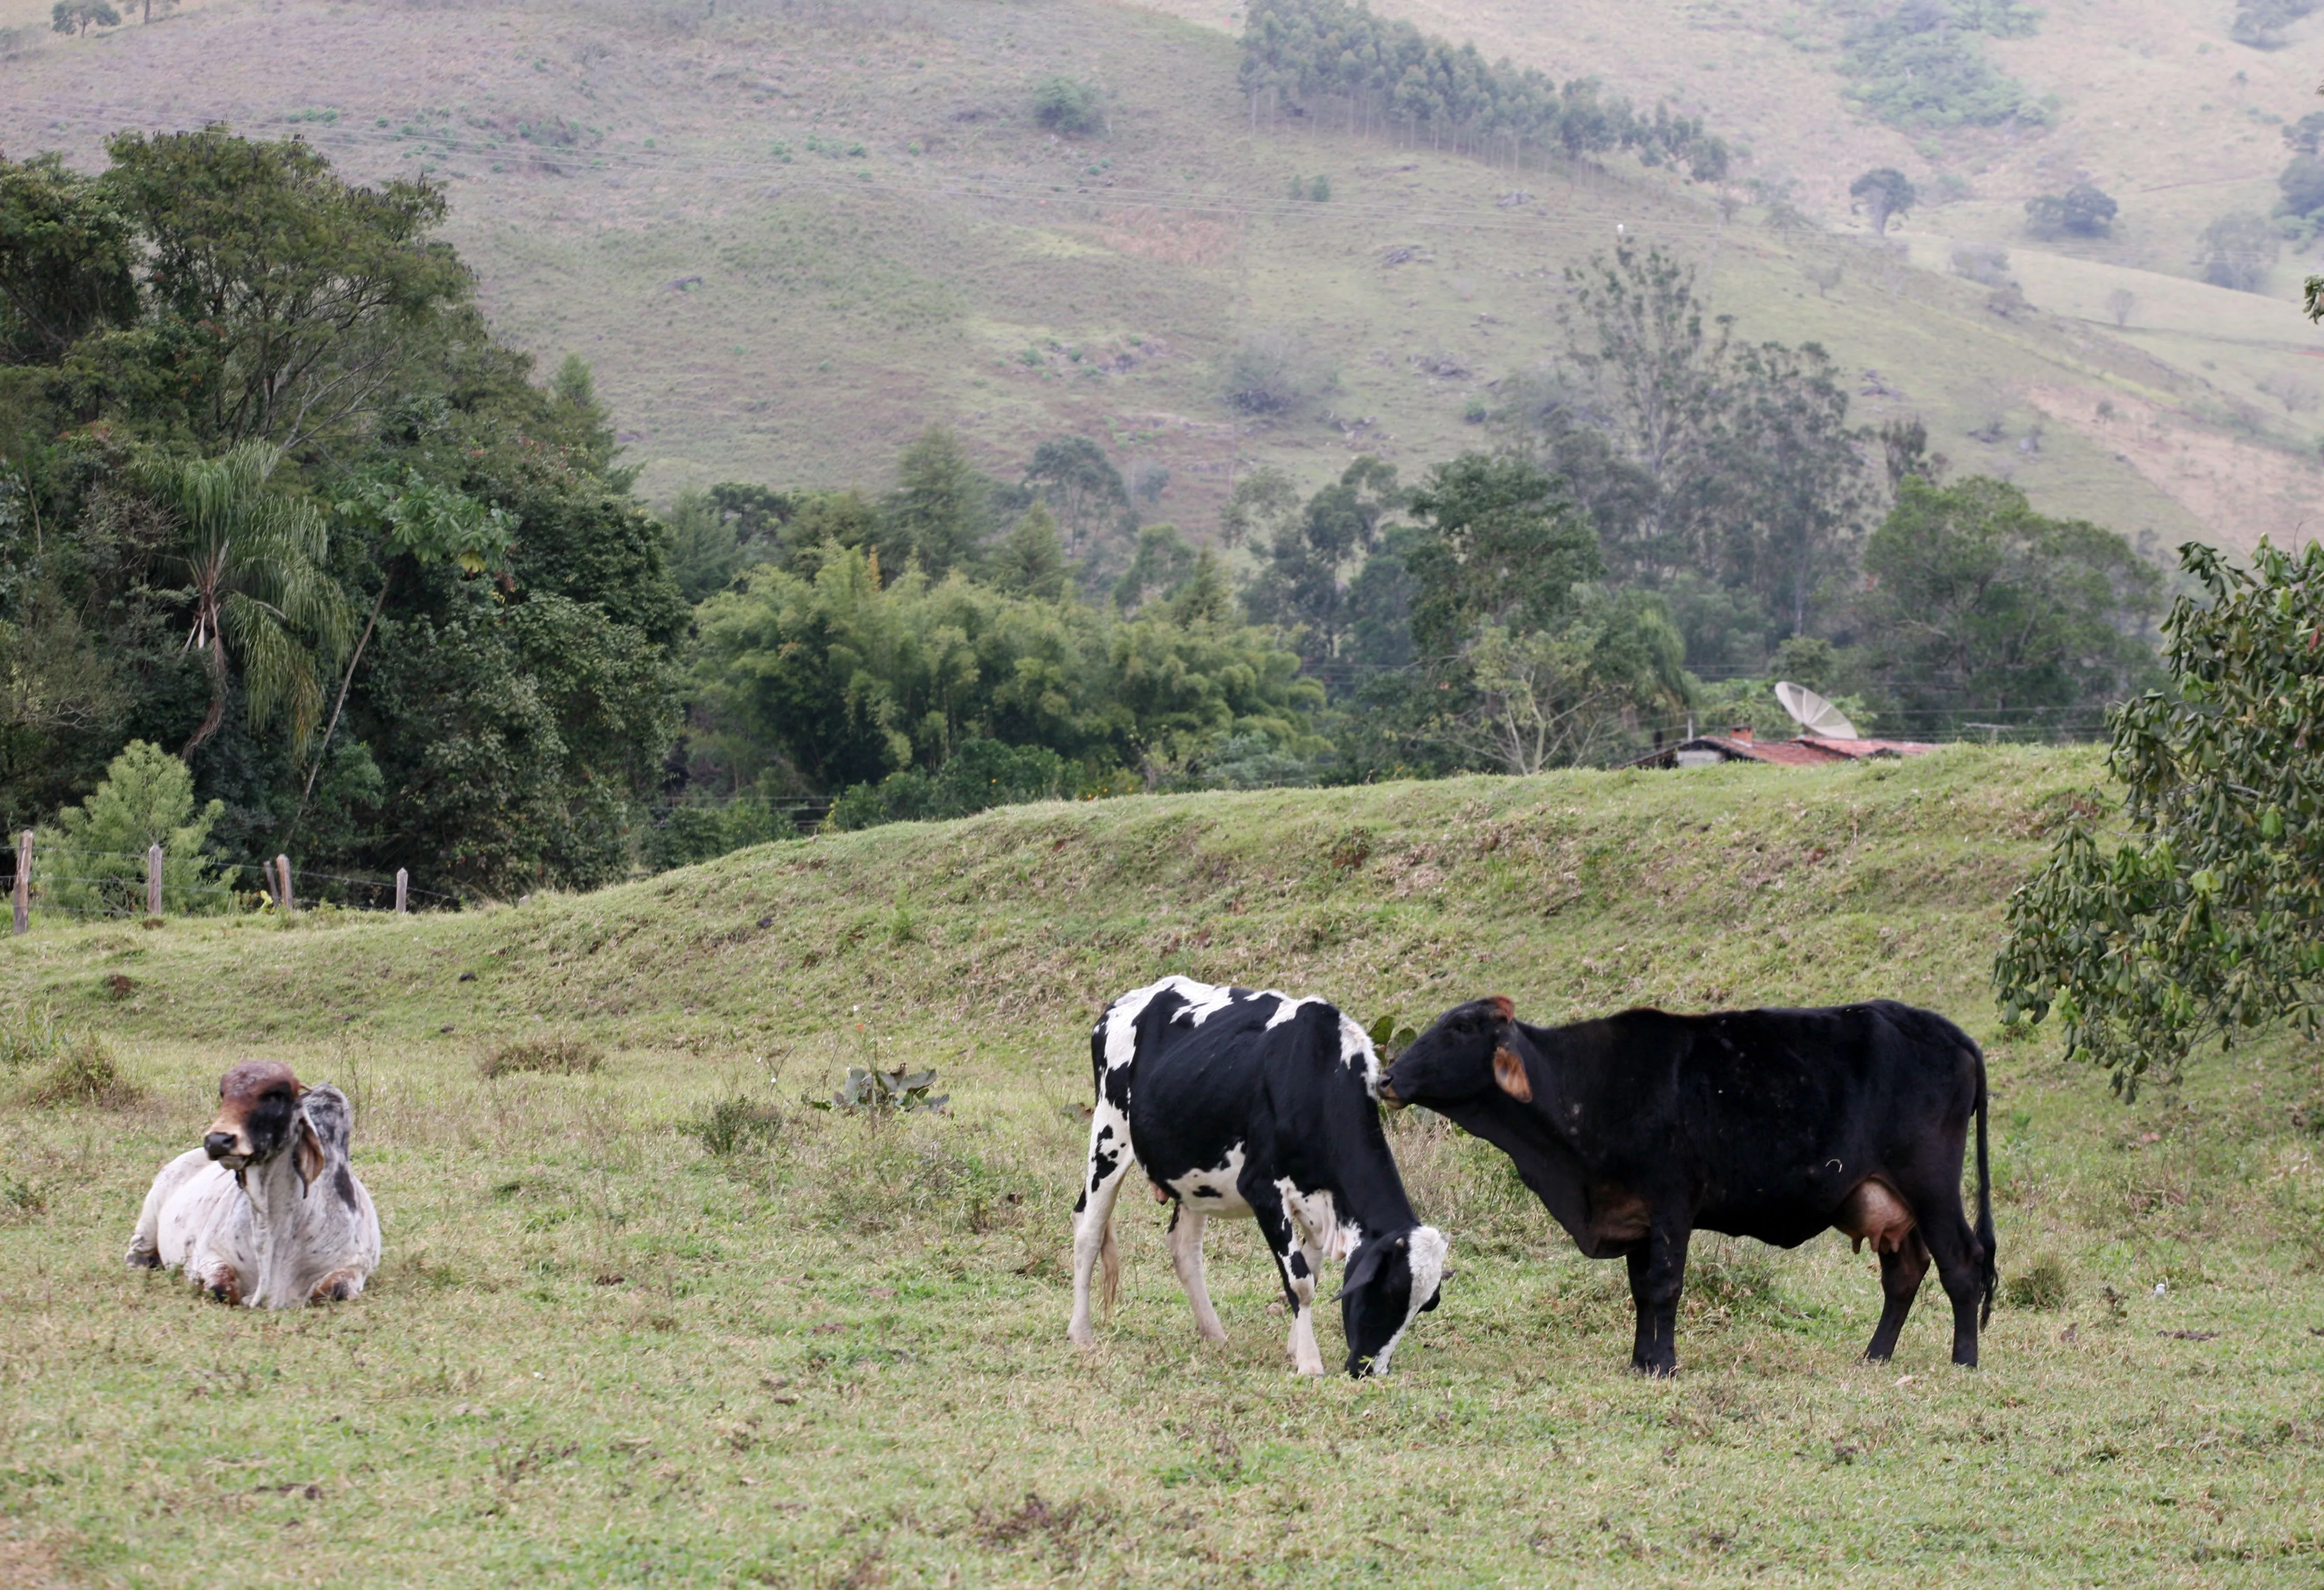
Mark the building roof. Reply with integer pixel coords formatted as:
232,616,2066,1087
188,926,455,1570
1627,729,1938,770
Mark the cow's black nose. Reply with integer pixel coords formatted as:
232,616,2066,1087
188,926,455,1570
204,1132,238,1160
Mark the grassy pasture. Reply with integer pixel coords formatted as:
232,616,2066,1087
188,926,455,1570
3,748,2322,1585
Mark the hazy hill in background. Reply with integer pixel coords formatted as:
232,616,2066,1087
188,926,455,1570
2,0,2319,555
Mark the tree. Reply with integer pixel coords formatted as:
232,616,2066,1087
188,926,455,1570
1995,539,2324,1097
1112,524,1196,612
145,442,352,755
1852,476,2160,735
51,1,121,35
1692,340,1872,636
2198,212,2277,292
2278,155,2324,221
1242,455,1400,674
0,154,139,361
1849,167,1917,235
2232,0,2319,49
987,504,1070,601
1022,436,1127,553
663,488,739,603
1432,589,1688,774
34,740,222,914
298,468,514,826
1403,453,1603,664
91,126,469,450
883,426,990,579
1218,464,1300,551
1558,242,1726,581
2024,182,2117,238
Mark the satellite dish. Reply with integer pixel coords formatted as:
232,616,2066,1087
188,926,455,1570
1776,681,1860,740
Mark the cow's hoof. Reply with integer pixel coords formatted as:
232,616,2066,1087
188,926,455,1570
125,1250,162,1271
1068,1326,1096,1348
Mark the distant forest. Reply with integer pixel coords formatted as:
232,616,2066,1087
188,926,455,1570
1240,0,1730,180
1,112,2163,899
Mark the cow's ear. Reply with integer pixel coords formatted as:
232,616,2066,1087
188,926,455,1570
294,1114,326,1193
1492,1045,1533,1103
1337,1241,1389,1300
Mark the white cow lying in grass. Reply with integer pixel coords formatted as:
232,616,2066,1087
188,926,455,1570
126,1060,381,1308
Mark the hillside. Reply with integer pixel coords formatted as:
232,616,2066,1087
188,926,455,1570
6,750,2324,1585
2,746,2101,1047
4,0,2319,558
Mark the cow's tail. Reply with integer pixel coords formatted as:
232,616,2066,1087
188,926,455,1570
1973,1041,1996,1329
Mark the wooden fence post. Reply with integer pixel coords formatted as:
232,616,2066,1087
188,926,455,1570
395,868,408,915
147,843,164,920
12,830,27,936
275,855,293,920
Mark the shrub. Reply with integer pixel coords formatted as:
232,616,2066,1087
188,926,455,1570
1032,75,1102,136
2005,1252,2070,1310
811,1063,948,1116
682,1096,782,1156
25,1034,140,1108
824,739,1067,833
479,1035,604,1078
647,792,799,872
1221,330,1335,416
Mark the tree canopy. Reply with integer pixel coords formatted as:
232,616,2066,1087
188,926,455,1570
1995,539,2324,1095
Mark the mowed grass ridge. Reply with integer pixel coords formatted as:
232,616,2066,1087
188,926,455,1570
3,750,2321,1586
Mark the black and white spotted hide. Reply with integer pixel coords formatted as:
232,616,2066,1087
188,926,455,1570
1067,976,1447,1377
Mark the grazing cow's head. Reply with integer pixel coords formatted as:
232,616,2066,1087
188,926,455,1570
205,1061,324,1186
1341,1225,1448,1377
1380,996,1527,1110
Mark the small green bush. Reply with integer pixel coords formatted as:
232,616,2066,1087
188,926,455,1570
683,1096,782,1156
1032,75,1102,136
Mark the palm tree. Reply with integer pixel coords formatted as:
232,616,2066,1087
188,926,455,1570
148,443,350,756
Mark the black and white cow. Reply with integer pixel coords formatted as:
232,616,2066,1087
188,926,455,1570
1383,997,1995,1375
1068,976,1447,1377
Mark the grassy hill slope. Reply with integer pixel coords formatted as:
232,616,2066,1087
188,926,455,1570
0,746,2133,1048
4,750,2322,1584
4,0,2317,558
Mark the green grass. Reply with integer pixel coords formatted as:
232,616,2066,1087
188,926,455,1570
3,748,2322,1585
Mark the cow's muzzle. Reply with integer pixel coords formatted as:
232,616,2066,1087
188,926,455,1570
204,1131,249,1166
1378,1079,1405,1110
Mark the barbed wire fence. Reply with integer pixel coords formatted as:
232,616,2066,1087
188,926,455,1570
6,833,461,934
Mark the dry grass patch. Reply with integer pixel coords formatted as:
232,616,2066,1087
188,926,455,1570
478,1034,605,1079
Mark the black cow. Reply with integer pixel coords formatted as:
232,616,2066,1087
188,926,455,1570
1068,975,1447,1377
1382,997,1994,1375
